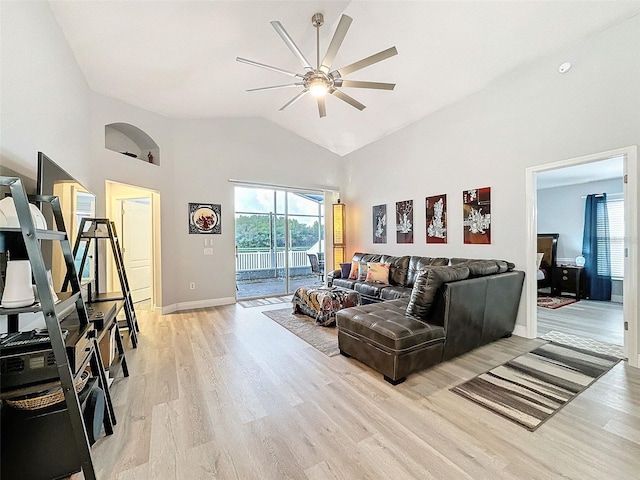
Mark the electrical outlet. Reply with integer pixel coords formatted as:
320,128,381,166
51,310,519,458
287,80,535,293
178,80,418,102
189,282,195,290
204,248,213,255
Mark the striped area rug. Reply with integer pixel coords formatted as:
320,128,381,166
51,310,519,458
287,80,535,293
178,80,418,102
451,342,620,431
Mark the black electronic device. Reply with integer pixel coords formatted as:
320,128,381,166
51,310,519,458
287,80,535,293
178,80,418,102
0,322,94,390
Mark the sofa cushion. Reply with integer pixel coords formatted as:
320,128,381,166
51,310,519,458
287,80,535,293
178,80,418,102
354,282,388,298
366,262,390,283
466,260,500,277
379,285,412,300
348,260,359,279
333,278,358,289
337,300,445,352
358,261,368,280
406,256,450,286
380,255,410,286
340,262,352,279
450,258,515,272
406,265,470,319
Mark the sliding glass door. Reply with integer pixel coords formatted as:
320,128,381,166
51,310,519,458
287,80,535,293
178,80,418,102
235,185,324,299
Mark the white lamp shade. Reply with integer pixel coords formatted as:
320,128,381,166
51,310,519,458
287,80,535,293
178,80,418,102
1,260,36,308
0,196,48,230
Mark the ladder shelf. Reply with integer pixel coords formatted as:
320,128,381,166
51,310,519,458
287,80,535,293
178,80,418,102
0,177,112,480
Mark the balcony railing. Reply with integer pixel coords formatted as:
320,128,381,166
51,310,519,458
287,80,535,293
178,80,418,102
236,249,313,271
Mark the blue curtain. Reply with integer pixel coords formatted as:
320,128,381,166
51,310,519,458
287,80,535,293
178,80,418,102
582,194,611,300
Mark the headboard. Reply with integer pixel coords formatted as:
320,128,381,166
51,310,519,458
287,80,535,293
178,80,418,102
537,233,559,269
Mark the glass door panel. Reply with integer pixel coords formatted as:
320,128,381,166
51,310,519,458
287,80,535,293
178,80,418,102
235,186,324,299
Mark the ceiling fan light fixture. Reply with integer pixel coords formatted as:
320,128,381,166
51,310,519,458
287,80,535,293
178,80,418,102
237,13,397,117
308,77,329,97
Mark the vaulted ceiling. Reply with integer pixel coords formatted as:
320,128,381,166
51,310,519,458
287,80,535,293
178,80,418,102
49,1,640,156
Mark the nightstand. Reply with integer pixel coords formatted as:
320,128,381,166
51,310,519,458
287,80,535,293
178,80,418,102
552,265,584,299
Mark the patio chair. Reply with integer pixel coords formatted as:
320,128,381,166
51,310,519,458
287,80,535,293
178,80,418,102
307,253,324,283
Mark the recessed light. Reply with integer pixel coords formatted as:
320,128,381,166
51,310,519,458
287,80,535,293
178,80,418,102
558,62,572,74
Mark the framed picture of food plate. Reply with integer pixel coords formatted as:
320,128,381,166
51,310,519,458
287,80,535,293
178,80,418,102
462,187,491,244
396,199,414,244
426,194,447,244
189,202,221,234
373,204,387,244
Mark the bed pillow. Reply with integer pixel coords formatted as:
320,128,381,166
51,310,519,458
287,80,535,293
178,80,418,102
366,262,390,284
537,252,544,269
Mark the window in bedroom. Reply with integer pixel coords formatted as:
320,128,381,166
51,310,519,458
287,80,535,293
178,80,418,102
607,196,624,279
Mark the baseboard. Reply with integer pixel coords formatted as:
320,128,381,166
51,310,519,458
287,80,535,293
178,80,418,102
162,296,236,314
611,294,623,304
512,324,529,338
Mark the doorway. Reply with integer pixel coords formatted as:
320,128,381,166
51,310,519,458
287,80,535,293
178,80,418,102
525,146,638,367
234,185,325,299
105,181,161,310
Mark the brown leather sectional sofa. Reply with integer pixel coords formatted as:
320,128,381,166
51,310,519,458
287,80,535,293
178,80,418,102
328,253,525,384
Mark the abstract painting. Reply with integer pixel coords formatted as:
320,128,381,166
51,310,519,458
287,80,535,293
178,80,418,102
189,202,221,234
426,194,447,244
396,200,413,244
373,204,387,244
462,187,491,244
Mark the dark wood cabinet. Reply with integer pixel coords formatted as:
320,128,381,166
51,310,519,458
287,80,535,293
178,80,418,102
552,265,584,299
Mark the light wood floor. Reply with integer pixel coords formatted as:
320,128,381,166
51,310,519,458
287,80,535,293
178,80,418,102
537,299,624,345
78,303,639,480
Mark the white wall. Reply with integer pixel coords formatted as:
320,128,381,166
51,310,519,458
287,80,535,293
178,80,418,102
343,15,640,336
169,118,342,310
0,0,91,184
0,1,94,331
538,178,623,261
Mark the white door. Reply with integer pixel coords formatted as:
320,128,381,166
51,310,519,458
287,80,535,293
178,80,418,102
121,198,152,303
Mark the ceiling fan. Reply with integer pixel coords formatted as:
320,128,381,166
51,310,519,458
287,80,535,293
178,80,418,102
236,13,398,118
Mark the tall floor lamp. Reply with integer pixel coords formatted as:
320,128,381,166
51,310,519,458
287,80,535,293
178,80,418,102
333,200,346,270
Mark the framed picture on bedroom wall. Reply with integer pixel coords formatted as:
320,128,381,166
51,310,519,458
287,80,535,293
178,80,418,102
372,204,387,244
396,199,413,244
462,187,491,244
426,194,447,244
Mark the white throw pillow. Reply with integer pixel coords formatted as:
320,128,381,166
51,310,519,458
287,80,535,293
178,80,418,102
366,262,390,284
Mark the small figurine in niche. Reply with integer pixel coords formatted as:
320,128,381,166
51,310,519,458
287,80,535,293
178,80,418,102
148,151,154,163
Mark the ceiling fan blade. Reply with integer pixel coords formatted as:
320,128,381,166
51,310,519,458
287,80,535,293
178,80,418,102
236,57,303,78
320,14,353,73
331,46,398,77
279,90,309,111
247,83,304,92
330,88,366,111
317,97,326,118
270,21,313,72
336,80,395,90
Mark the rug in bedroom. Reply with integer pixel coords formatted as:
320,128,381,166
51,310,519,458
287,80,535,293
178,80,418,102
537,296,578,309
451,342,620,431
262,308,339,357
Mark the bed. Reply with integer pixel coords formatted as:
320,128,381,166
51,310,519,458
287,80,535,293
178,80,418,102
537,233,559,293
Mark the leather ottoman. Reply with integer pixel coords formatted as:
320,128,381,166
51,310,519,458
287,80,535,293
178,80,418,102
336,299,445,384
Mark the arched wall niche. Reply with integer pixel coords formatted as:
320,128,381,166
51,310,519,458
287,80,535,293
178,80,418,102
105,122,159,165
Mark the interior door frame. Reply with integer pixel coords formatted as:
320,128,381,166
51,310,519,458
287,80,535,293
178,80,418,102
525,146,638,368
105,181,161,309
